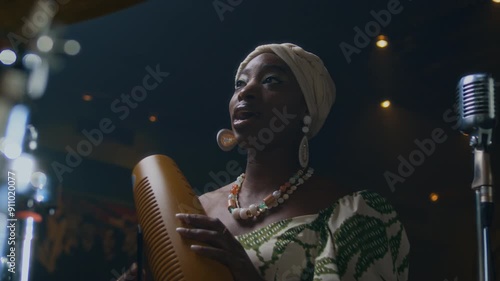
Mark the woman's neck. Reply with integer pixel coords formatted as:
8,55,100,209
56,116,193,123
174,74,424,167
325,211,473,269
238,143,303,203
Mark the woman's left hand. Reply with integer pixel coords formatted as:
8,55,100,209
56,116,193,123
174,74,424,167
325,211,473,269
175,213,264,281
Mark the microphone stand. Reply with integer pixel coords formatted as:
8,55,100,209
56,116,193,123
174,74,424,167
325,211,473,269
469,129,494,281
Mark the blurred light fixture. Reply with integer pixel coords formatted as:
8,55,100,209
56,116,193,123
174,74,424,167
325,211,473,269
149,114,158,122
380,100,391,108
10,153,35,193
64,40,81,56
27,58,49,99
35,193,45,202
0,49,17,65
31,171,47,189
1,139,22,159
37,36,54,52
82,94,93,101
493,0,500,3
22,54,42,69
29,141,37,150
430,192,439,202
0,105,29,159
376,35,388,48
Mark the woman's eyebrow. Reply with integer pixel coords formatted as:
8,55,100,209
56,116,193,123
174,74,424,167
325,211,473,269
239,64,290,78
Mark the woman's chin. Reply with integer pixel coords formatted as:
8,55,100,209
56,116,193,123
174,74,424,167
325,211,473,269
232,131,257,149
231,121,259,138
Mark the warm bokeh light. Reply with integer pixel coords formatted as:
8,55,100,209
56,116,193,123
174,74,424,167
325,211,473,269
149,115,158,122
493,0,500,3
376,35,388,48
430,193,439,202
82,94,93,101
381,100,391,108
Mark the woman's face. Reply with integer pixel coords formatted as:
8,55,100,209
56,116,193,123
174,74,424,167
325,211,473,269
229,53,307,148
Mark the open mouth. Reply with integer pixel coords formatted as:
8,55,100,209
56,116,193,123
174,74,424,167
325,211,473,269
234,111,258,121
233,108,260,127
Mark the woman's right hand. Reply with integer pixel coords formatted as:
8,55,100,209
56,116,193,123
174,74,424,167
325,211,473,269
117,263,146,281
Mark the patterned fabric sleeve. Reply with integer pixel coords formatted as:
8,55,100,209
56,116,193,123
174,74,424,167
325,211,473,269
312,191,410,281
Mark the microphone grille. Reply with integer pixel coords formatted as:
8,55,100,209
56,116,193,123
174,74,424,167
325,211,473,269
456,73,496,132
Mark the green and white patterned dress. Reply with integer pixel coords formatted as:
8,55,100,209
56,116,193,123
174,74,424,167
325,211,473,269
235,190,410,281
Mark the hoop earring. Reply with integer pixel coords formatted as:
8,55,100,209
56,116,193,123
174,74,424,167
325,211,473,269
299,115,311,168
217,129,237,151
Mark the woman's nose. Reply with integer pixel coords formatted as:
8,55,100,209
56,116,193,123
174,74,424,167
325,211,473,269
238,81,259,101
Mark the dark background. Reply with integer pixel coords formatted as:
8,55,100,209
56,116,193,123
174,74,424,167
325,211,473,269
1,0,500,280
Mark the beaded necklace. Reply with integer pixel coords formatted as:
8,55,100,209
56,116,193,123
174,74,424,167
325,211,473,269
228,167,314,220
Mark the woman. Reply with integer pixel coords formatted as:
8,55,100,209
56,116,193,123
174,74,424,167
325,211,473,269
121,43,410,281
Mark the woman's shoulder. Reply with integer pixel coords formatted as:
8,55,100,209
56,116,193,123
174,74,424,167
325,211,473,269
324,190,410,280
303,183,404,237
300,176,398,218
318,189,400,222
335,189,398,214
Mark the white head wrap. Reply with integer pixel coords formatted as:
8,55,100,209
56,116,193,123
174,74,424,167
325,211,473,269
235,43,336,138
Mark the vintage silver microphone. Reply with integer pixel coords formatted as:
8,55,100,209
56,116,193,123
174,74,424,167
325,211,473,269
457,73,496,146
456,73,496,281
